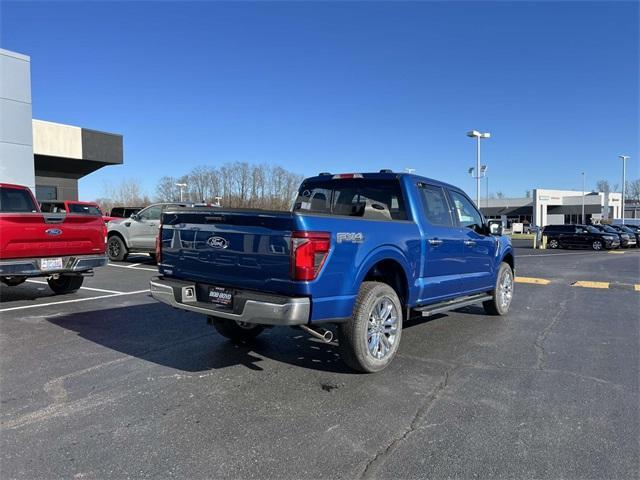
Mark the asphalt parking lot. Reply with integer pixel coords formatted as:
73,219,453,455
1,248,639,479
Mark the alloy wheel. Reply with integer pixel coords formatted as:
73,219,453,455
367,296,399,360
498,268,514,310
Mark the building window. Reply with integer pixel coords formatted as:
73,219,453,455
36,185,57,201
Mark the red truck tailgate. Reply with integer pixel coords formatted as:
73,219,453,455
0,213,106,260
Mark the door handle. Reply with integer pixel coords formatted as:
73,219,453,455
463,240,476,246
428,238,443,246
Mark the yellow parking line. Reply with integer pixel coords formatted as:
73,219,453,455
572,281,610,289
515,276,551,285
608,251,625,254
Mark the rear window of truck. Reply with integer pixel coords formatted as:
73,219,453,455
293,179,408,220
68,204,102,215
0,187,38,213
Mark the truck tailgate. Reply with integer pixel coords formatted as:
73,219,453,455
159,210,297,294
0,213,106,259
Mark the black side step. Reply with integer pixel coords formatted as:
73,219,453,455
413,293,492,317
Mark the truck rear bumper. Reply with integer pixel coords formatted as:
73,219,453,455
0,254,108,277
150,276,311,326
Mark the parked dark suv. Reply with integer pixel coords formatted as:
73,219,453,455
592,224,632,248
542,224,620,250
608,224,638,248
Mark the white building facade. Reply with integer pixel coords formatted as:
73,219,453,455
481,189,622,227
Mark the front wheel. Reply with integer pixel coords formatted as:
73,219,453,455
47,275,84,294
592,240,603,251
337,281,403,373
107,235,128,262
210,317,264,342
483,262,514,316
548,238,559,249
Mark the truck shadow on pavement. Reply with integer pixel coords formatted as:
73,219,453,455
46,302,354,374
46,302,455,375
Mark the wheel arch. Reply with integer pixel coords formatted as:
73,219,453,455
107,229,129,248
354,247,413,307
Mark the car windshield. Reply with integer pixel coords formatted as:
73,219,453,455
586,226,600,233
602,226,617,233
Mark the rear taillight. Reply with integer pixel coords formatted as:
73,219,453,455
156,226,162,263
290,231,330,281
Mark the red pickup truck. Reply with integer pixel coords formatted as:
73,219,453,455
0,183,108,294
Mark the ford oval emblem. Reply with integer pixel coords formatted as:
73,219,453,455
45,228,62,236
207,236,228,249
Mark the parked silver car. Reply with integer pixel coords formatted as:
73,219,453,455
107,202,190,261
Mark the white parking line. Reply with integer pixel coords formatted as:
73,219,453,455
0,289,150,313
26,280,124,295
108,263,157,272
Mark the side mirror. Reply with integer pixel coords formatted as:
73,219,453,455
488,221,503,236
130,213,139,221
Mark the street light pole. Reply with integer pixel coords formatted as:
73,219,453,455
175,183,187,202
581,172,585,224
619,155,630,222
467,130,491,207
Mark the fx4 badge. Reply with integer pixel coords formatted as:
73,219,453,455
337,232,364,244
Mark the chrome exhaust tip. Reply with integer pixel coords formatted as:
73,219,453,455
300,325,333,343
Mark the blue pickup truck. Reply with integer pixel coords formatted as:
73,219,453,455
150,171,514,372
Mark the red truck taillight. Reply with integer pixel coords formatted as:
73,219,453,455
156,226,162,263
290,231,330,281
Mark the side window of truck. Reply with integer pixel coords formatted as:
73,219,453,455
449,190,484,233
418,184,454,227
139,205,162,221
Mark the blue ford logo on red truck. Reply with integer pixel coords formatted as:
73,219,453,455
45,228,62,236
207,236,228,249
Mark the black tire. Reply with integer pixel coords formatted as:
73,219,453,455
148,252,157,262
210,317,264,342
592,240,603,251
337,281,403,373
47,275,84,294
107,235,128,262
1,276,27,287
483,262,514,316
548,238,559,249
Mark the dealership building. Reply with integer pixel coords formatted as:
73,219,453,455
480,188,624,227
1,48,123,201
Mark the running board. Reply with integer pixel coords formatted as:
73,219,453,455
413,293,492,317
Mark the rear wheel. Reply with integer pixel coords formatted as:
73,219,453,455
592,240,603,251
107,235,128,262
548,238,559,249
210,317,264,342
338,281,403,373
47,275,84,294
483,262,514,316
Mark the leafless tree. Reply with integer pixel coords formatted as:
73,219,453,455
156,176,179,202
626,179,640,202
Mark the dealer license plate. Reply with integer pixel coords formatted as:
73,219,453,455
208,286,233,306
41,258,63,271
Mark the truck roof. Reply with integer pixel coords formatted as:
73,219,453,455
0,183,31,190
303,172,462,192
